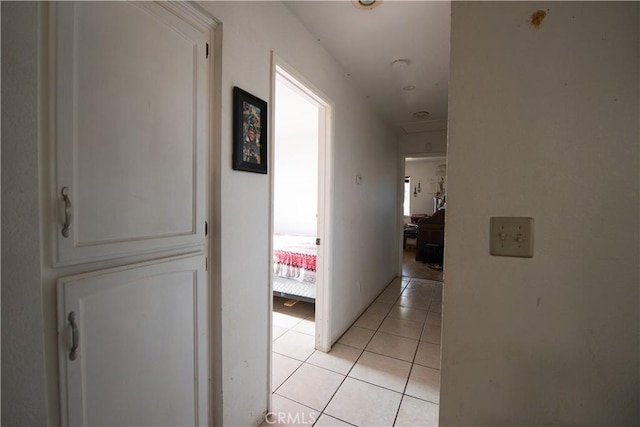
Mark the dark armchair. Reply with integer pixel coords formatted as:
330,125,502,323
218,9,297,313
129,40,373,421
415,209,445,263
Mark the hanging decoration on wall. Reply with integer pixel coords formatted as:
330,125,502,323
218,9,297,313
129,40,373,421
413,186,418,197
417,181,421,192
233,87,268,174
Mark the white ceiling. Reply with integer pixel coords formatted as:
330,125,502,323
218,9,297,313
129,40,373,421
284,0,451,135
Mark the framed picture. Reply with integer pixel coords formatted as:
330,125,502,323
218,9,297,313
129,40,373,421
233,87,268,174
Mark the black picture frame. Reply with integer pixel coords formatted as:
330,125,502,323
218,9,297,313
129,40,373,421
233,87,268,174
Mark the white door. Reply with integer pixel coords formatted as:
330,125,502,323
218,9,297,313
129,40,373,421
52,1,210,266
49,2,214,425
57,254,208,427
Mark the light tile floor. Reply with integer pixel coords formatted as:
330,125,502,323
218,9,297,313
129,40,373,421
267,276,442,427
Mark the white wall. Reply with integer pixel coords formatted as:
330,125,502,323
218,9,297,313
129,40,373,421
200,2,398,426
442,2,639,425
273,77,319,237
400,130,447,155
405,158,446,216
1,2,398,426
1,3,49,425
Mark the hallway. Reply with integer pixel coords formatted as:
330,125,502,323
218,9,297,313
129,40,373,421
268,275,442,426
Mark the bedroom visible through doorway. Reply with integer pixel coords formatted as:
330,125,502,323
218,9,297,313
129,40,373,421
272,74,320,305
269,59,334,402
269,58,335,400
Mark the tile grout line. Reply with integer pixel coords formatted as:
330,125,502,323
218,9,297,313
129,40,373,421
390,279,432,426
398,277,444,420
313,277,410,424
272,277,443,426
273,294,386,424
392,394,407,427
396,276,440,423
401,309,429,394
323,276,420,425
271,303,319,395
273,304,358,426
410,281,443,409
316,298,393,420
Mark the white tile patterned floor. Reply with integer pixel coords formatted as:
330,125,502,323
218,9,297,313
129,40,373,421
267,275,442,427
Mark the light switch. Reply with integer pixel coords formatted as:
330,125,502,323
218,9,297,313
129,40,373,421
490,217,534,258
355,174,363,185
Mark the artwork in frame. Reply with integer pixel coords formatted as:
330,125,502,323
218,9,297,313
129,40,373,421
233,87,268,174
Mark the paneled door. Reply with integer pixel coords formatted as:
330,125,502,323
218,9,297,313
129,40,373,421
50,2,214,425
57,254,208,426
52,1,210,266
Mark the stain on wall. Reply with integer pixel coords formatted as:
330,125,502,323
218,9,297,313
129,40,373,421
530,10,547,29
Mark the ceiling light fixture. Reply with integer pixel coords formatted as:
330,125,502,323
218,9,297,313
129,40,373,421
352,0,382,10
413,111,430,119
403,85,416,91
391,58,410,70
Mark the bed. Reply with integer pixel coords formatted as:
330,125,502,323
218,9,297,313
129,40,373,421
273,234,317,302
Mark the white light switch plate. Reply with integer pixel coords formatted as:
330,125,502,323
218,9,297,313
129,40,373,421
490,217,534,258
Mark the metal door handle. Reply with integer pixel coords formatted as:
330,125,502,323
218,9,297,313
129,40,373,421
61,187,72,238
68,312,79,360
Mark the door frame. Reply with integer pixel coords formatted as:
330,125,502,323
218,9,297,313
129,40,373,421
267,52,335,401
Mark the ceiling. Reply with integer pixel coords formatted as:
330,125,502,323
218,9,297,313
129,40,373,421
284,0,451,135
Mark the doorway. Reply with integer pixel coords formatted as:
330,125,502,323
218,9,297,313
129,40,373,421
399,155,446,281
269,55,334,398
